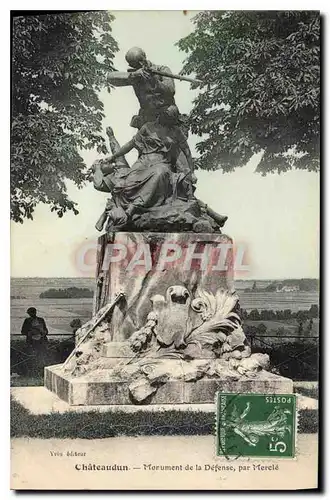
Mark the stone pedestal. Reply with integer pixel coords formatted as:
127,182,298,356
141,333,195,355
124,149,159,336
45,231,294,407
93,232,234,342
45,364,293,406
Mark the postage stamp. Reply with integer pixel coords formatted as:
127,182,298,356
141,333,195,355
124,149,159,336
216,393,296,458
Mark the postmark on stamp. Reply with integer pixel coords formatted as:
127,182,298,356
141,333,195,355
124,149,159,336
216,393,296,458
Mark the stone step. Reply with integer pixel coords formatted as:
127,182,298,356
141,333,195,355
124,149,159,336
11,386,318,434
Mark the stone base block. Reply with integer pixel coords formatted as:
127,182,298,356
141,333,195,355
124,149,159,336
11,386,318,416
45,364,293,406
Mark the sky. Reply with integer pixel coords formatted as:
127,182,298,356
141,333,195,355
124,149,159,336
10,11,320,279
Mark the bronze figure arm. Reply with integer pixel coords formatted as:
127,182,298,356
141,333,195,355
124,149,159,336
107,71,133,87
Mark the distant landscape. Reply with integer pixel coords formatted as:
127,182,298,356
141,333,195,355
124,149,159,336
10,277,319,338
10,277,319,382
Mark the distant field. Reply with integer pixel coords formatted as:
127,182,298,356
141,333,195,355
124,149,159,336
11,277,94,300
10,277,319,337
245,318,319,344
240,291,319,312
246,319,297,332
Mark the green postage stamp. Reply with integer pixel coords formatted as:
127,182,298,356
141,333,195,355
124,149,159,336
216,393,296,458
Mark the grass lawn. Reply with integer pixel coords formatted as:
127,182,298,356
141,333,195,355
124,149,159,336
10,398,215,439
11,376,44,387
10,395,318,438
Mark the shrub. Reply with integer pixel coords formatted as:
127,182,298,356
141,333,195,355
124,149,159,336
251,341,318,381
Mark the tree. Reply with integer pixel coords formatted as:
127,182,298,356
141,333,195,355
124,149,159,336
240,308,248,320
260,309,270,321
178,11,320,173
297,321,304,335
248,308,260,321
39,287,93,298
275,310,284,320
267,309,276,320
11,12,118,222
265,282,277,292
307,318,314,334
296,310,309,323
257,323,267,336
308,304,319,318
245,324,258,337
283,309,292,320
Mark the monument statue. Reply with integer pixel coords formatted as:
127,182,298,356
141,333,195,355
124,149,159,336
93,46,227,233
44,46,293,406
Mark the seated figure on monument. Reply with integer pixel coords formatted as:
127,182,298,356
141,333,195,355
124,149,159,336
93,106,227,233
94,104,195,221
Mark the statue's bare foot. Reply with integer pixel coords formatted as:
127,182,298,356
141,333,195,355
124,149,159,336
106,126,114,138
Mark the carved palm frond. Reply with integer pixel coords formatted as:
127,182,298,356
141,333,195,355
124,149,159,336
187,288,243,348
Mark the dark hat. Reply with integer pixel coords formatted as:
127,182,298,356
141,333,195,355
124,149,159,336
27,307,36,315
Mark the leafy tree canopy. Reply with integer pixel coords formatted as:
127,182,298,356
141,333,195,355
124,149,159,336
178,11,320,174
11,12,118,222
